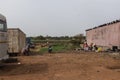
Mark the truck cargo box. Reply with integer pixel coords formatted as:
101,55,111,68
7,28,26,55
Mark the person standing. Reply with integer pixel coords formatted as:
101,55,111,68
22,43,30,56
83,42,89,51
48,45,52,53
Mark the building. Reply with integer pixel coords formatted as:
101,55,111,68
86,20,120,50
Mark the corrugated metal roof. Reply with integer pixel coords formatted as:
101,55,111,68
86,19,120,31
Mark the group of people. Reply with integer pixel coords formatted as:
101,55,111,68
22,43,53,56
83,42,98,52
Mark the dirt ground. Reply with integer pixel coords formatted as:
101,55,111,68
0,52,120,80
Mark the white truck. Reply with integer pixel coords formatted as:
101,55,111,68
0,13,9,61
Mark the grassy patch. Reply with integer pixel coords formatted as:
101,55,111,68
39,47,48,54
52,44,67,53
39,43,75,54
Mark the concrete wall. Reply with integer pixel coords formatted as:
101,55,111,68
86,22,120,49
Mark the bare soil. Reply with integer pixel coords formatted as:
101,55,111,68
0,52,120,80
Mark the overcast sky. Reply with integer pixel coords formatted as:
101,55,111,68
0,0,120,37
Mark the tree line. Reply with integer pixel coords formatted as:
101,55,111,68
28,34,86,45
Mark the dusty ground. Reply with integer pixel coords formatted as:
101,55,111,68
0,52,120,80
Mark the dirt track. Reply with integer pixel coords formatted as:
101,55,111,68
0,52,120,80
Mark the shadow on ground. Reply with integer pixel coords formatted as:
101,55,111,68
0,63,48,76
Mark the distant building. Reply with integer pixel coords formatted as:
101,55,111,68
86,20,120,50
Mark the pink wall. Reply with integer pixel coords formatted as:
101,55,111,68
86,22,120,48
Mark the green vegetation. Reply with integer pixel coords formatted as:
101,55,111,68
29,34,86,54
32,40,70,44
39,47,48,54
39,43,74,54
52,43,72,52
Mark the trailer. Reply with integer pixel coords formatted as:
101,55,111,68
7,28,26,55
86,20,120,51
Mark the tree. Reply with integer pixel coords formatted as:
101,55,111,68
70,34,86,46
34,35,46,40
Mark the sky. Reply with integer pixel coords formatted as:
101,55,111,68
0,0,120,37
